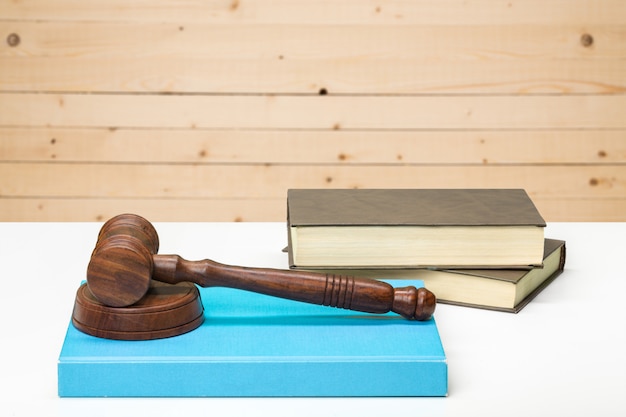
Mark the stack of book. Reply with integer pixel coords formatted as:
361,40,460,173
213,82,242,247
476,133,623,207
287,188,566,313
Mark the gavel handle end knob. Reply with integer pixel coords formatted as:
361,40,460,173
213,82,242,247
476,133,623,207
392,287,437,321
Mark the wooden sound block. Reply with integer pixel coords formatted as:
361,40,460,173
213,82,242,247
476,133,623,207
72,281,204,340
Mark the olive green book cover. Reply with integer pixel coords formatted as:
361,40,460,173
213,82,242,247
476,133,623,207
287,189,546,269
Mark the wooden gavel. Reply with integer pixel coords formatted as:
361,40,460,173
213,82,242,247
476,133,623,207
86,214,436,321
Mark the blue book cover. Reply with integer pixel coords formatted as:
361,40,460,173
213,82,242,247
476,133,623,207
58,280,447,397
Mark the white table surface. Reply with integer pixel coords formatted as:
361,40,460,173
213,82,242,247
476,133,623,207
0,222,624,416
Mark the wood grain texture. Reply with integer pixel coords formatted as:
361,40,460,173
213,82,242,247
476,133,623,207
7,23,620,60
1,164,623,199
0,0,624,221
1,0,624,25
2,22,623,94
72,281,205,340
2,128,624,164
2,93,625,129
3,57,623,94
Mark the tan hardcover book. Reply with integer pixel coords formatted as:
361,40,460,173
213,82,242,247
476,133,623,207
287,189,546,268
295,239,565,313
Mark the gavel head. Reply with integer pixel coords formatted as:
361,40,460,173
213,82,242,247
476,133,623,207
87,214,160,307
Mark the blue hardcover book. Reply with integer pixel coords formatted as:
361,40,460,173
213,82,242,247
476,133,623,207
58,280,447,397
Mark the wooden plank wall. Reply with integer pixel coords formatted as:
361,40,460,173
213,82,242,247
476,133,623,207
1,0,625,222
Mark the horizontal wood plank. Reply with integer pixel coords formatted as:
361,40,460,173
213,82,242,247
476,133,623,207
3,23,621,60
1,23,623,94
2,93,625,129
1,128,625,164
1,0,623,25
0,196,623,222
2,163,623,199
0,197,280,222
2,57,624,95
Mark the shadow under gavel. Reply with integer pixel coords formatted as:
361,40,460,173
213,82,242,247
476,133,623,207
85,214,436,326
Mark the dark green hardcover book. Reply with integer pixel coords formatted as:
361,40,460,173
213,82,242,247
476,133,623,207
287,189,546,269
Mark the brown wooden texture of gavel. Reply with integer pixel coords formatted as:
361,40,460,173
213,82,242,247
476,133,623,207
86,214,436,320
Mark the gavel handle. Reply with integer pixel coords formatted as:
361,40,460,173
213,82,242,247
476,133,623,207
152,255,435,321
